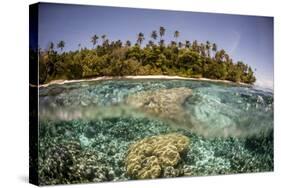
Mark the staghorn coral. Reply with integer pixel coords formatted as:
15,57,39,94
125,133,190,179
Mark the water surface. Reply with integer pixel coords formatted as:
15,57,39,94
38,79,274,185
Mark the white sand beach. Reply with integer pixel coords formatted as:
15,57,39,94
38,75,251,88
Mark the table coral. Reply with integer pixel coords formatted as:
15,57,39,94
125,133,190,179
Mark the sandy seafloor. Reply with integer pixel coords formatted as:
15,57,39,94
37,77,273,185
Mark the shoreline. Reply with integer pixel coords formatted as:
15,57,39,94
38,75,251,88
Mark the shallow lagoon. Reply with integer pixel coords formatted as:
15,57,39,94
38,79,273,185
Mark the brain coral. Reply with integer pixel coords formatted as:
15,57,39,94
125,133,190,179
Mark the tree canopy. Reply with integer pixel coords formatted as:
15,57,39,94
37,27,256,85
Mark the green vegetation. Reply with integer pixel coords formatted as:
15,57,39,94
38,27,256,84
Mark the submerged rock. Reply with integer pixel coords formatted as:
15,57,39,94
125,87,193,126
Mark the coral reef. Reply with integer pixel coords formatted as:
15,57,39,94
37,79,274,185
182,129,274,176
125,88,192,125
39,114,273,185
38,139,114,185
125,133,190,179
39,117,175,185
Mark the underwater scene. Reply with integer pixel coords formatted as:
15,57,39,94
38,79,273,185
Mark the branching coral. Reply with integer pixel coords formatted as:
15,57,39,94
125,133,190,179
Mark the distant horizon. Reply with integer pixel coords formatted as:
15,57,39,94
37,3,274,89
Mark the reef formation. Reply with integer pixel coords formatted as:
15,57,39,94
125,133,190,179
38,139,114,185
38,80,274,185
125,87,193,125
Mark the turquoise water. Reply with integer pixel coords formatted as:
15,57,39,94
38,79,273,185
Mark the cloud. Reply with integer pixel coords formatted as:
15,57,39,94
254,79,274,90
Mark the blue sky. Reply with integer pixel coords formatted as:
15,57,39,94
38,3,274,88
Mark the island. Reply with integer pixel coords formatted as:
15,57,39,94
29,3,273,186
35,27,256,85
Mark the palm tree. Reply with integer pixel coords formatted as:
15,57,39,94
159,26,165,39
185,40,191,48
137,32,145,46
159,39,165,47
170,41,177,47
116,40,123,48
192,40,199,52
103,39,110,48
91,35,99,48
48,42,54,54
146,40,154,48
148,40,154,47
206,41,211,57
174,30,180,41
125,40,131,47
151,30,158,41
57,40,65,52
101,35,106,43
212,43,217,55
178,42,183,48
